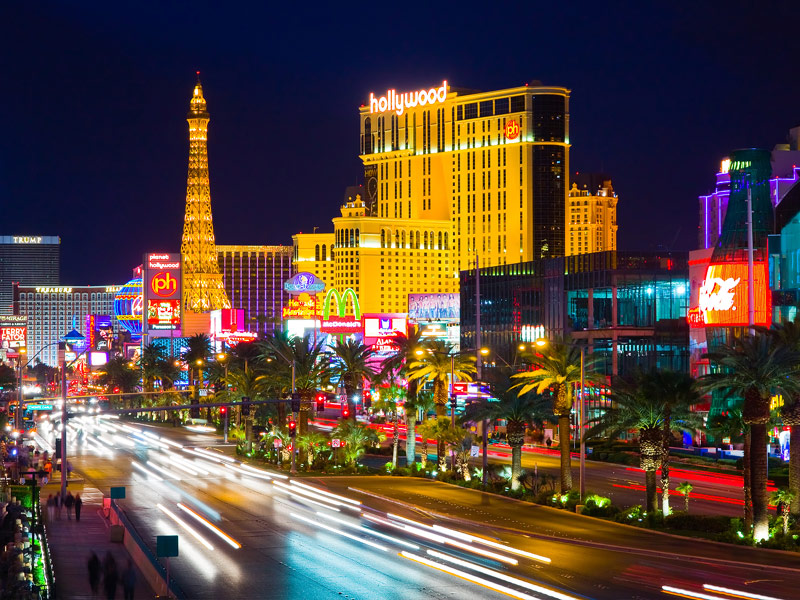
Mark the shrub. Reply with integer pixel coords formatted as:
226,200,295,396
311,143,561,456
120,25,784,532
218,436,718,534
581,494,619,518
664,513,730,534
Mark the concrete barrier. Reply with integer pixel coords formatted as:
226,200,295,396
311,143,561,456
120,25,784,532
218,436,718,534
105,498,186,599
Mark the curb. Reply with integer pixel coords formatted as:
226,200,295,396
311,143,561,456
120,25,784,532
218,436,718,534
347,481,800,573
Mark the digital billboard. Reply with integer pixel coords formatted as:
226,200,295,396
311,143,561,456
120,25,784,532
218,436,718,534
687,261,770,327
363,313,408,352
147,299,181,327
0,316,27,349
408,293,459,321
143,252,181,333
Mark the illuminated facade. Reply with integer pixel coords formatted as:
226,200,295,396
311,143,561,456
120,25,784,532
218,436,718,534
360,81,570,270
217,245,293,336
180,76,230,315
0,236,60,315
293,191,455,315
566,175,617,256
13,284,122,366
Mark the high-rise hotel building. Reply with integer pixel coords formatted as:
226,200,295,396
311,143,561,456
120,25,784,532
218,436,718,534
0,236,60,315
294,80,570,314
566,174,618,256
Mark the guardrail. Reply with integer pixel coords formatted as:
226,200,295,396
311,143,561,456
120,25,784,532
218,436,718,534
109,499,187,599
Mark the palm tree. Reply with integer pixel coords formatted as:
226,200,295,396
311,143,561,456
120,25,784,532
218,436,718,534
332,420,384,467
707,407,752,529
676,481,693,513
98,357,141,408
770,488,796,535
328,339,377,421
258,333,328,434
769,320,800,515
140,343,166,392
181,333,211,416
407,341,476,418
296,430,328,470
221,365,268,447
464,381,549,491
372,384,405,469
402,390,434,466
588,372,701,513
702,331,800,541
512,340,601,493
639,370,704,516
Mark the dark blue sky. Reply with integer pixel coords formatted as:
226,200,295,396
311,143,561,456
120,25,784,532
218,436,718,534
2,2,799,285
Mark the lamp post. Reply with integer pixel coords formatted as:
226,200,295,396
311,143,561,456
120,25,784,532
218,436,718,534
16,347,27,431
60,329,86,501
533,337,586,498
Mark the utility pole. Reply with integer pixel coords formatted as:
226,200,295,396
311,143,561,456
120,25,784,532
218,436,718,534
476,254,490,488
579,346,586,499
291,361,297,475
746,183,755,334
59,343,68,501
449,354,456,472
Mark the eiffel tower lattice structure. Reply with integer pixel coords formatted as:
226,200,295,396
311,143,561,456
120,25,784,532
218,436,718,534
180,74,230,313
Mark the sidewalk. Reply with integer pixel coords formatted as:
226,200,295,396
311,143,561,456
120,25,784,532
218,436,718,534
43,486,156,599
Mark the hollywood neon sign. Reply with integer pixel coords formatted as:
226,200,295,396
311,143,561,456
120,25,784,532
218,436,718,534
369,81,448,116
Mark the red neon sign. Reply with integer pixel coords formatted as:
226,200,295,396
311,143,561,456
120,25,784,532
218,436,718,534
151,272,178,297
505,120,520,140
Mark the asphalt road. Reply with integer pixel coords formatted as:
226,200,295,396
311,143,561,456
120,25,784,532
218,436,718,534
41,417,799,600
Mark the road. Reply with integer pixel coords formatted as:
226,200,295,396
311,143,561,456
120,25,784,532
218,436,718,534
44,416,798,600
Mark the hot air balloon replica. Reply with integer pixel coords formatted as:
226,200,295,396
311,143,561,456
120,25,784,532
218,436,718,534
114,278,143,339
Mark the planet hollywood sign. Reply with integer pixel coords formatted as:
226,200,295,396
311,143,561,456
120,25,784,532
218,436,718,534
369,81,448,116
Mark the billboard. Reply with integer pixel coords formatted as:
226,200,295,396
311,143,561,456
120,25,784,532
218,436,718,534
143,253,181,332
147,300,181,327
0,316,27,349
284,272,325,296
320,316,363,334
282,294,318,320
687,261,771,327
408,293,459,321
85,315,114,350
364,314,408,352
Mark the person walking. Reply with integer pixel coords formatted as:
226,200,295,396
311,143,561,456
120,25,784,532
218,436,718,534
121,559,136,600
75,493,83,522
55,492,62,520
46,494,55,522
103,551,118,600
64,491,75,520
88,551,101,597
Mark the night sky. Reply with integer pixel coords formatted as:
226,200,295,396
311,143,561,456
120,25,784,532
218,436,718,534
2,2,799,285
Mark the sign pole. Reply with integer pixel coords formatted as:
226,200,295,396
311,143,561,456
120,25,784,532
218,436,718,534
60,344,68,501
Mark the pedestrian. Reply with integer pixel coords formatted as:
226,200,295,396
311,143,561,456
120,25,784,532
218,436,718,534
46,494,55,522
88,551,101,597
75,493,83,522
65,491,75,520
56,492,62,520
121,559,136,600
103,551,118,600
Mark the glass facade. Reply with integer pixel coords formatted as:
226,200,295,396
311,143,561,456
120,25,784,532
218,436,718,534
460,251,690,379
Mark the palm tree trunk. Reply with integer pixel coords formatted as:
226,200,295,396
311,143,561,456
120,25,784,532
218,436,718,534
345,384,356,421
661,460,670,517
558,415,573,493
434,379,446,417
405,415,416,466
645,469,658,514
392,412,399,469
790,425,800,515
420,441,428,468
511,444,522,491
744,428,753,531
750,423,769,541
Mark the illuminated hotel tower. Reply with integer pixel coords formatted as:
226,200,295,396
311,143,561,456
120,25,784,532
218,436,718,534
180,75,230,314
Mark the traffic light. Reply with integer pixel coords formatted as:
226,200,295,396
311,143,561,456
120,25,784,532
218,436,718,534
241,396,251,417
315,393,325,412
363,389,372,409
291,392,301,413
288,419,297,438
220,406,227,416
342,404,350,418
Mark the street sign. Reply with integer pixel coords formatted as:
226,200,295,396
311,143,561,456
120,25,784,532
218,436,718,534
198,389,209,397
27,404,53,411
451,382,469,395
331,438,341,448
156,535,179,558
110,486,126,500
470,445,480,458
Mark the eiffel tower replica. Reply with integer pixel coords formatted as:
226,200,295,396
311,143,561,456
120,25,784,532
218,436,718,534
180,73,230,324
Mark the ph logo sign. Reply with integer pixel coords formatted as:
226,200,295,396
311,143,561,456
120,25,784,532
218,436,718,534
151,272,178,297
505,120,520,140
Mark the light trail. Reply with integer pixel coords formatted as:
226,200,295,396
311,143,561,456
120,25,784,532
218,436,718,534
703,585,784,600
192,448,237,463
427,550,578,600
663,586,734,600
177,503,242,549
315,512,420,550
131,461,163,481
153,454,199,476
226,464,274,480
157,504,214,550
146,461,182,479
291,513,388,552
237,462,288,479
272,481,341,511
400,551,538,600
431,524,551,563
290,480,360,506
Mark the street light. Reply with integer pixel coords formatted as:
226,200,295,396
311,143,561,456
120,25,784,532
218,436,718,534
534,337,586,498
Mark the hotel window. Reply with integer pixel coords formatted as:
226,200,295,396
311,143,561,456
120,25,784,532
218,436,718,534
510,95,525,113
464,103,477,120
495,97,509,115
